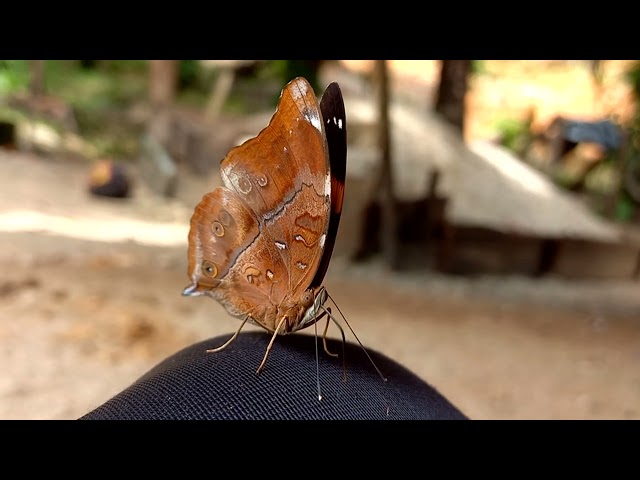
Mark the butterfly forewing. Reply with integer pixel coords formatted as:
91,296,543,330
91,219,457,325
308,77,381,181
185,77,335,332
219,78,329,221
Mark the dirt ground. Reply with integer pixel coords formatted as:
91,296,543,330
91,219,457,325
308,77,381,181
1,149,640,420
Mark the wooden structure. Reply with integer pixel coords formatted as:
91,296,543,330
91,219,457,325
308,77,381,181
342,94,639,280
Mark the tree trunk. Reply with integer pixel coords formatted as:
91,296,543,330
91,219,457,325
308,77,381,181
375,59,399,269
149,60,179,109
434,60,471,136
590,60,604,84
29,60,45,97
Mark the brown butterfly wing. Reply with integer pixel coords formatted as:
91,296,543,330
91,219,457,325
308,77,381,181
185,187,273,320
184,77,332,332
218,78,330,296
220,77,329,219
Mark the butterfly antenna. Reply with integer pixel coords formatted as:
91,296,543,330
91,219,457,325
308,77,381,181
313,320,323,401
322,293,388,383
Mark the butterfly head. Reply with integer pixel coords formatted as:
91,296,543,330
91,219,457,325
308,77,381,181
297,286,328,330
271,286,327,333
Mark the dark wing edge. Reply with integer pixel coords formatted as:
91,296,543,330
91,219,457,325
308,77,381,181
310,81,347,289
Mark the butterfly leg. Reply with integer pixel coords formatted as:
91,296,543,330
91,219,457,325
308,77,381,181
256,316,286,375
312,309,335,357
206,316,249,353
320,309,339,358
318,307,348,382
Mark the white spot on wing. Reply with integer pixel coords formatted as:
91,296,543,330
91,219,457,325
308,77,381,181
338,118,343,129
275,241,286,250
308,111,322,132
289,78,321,132
290,79,308,101
226,170,252,194
325,172,331,194
296,261,307,270
319,234,326,249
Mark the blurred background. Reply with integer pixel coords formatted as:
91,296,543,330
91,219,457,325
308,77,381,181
1,60,639,420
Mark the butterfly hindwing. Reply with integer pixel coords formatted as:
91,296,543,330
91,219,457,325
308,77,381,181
310,81,347,289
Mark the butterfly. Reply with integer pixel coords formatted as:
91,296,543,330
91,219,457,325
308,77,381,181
182,77,385,397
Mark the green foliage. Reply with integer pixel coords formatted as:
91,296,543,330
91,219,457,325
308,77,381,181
0,60,30,94
51,62,145,117
1,60,330,160
98,60,148,73
178,60,201,90
620,61,640,215
1,61,149,160
624,61,640,99
0,105,29,128
261,61,322,102
615,191,636,222
494,116,531,155
584,158,620,194
552,168,581,190
470,60,486,75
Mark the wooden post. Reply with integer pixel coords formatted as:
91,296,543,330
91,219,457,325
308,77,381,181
204,67,236,123
434,60,471,137
29,60,45,97
375,60,399,269
149,60,178,110
536,238,560,277
148,60,179,150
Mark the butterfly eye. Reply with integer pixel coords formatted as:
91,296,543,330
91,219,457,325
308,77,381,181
212,221,225,237
301,290,314,308
201,260,218,278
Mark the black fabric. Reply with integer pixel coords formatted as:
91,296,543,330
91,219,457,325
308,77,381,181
80,332,467,420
